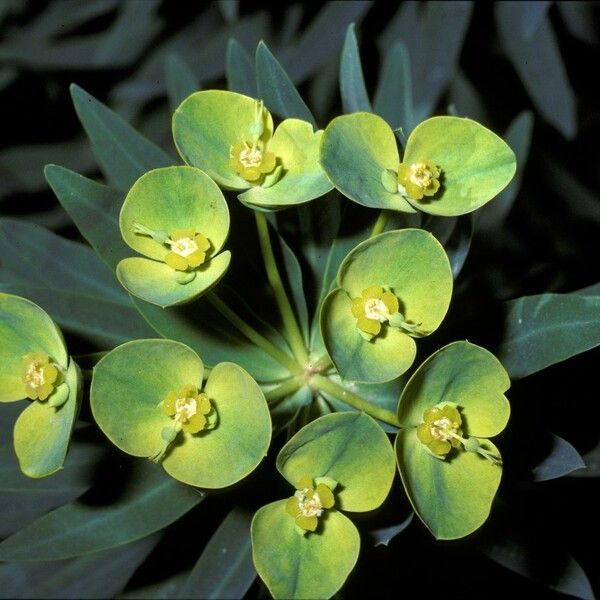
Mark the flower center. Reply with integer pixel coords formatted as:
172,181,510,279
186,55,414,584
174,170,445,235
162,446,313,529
364,297,390,322
174,395,198,423
430,416,460,441
238,144,263,168
296,487,324,518
25,361,45,388
170,237,198,257
409,162,436,188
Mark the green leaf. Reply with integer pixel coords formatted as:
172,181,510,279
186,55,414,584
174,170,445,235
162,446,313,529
218,0,238,23
499,293,600,379
277,412,396,512
368,511,414,547
476,111,534,232
402,116,517,216
495,3,576,138
117,166,231,307
0,293,68,402
271,385,312,435
91,340,271,488
398,341,510,435
444,214,473,279
252,500,360,599
166,53,199,113
396,429,502,539
70,84,173,191
320,112,416,212
226,38,257,97
322,229,452,383
0,219,155,346
44,164,128,269
14,359,82,478
373,41,414,137
530,433,585,481
0,460,203,560
173,89,274,190
339,24,371,113
175,506,255,599
238,119,333,209
255,41,316,128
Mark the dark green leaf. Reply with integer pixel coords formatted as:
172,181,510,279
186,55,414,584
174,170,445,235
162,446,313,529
339,24,371,113
445,214,473,279
495,3,576,138
218,0,238,23
530,434,585,481
166,53,199,113
255,41,316,128
500,293,600,378
368,512,414,547
176,507,255,599
0,461,203,560
70,84,173,191
226,38,257,97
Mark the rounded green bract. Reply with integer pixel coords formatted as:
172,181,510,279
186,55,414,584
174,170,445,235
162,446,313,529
90,339,272,489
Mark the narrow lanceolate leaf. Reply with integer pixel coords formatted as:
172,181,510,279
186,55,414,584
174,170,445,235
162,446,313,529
166,53,199,113
339,24,371,114
530,434,586,481
255,41,316,128
44,164,128,269
70,84,173,191
373,41,414,137
499,293,600,379
176,507,256,599
226,38,257,97
0,461,203,561
0,219,155,346
495,3,576,138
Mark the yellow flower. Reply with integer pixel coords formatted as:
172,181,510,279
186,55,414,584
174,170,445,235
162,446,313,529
351,285,399,336
229,140,277,182
416,405,463,457
285,475,335,532
163,384,213,434
21,352,59,401
397,160,441,201
164,229,211,272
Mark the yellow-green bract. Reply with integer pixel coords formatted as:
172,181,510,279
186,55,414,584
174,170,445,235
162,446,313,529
252,412,396,599
90,339,272,489
395,341,511,539
0,293,81,478
320,112,516,215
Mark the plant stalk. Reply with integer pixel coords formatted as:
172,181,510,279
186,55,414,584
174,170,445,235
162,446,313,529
264,376,304,403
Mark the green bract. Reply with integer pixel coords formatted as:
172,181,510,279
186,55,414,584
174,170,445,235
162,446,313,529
320,112,516,216
395,341,511,539
252,412,395,598
172,90,332,210
0,293,81,478
90,339,271,488
320,229,453,383
117,166,231,307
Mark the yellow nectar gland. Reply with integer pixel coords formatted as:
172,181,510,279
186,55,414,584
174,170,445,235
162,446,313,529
163,384,213,434
351,285,399,336
229,140,276,182
417,405,463,457
21,352,59,401
164,229,210,272
285,475,335,533
397,160,441,201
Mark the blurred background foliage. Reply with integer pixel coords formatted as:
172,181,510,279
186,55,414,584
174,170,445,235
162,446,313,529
0,1,599,598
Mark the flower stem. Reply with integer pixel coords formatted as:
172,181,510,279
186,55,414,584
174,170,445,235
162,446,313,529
264,377,304,403
206,291,302,375
370,210,388,237
254,211,309,365
310,374,401,428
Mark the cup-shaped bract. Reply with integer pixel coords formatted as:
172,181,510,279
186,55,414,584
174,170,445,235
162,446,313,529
117,166,231,307
252,412,395,599
90,339,271,489
173,90,332,210
320,229,453,383
395,341,511,539
321,112,516,216
0,293,81,478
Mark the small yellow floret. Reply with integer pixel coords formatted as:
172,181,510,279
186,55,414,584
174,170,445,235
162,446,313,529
164,229,211,272
416,405,463,457
21,352,59,401
229,140,277,182
163,384,213,434
285,476,336,532
397,160,441,200
351,285,399,336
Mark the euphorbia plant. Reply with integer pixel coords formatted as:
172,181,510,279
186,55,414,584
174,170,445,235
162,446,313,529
0,26,527,600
